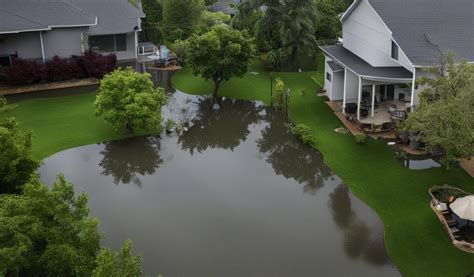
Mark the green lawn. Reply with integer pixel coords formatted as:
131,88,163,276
1,56,473,276
1,93,128,159
173,60,474,276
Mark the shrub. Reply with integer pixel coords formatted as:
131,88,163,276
354,132,368,144
45,56,81,82
5,52,117,85
272,77,286,111
292,124,315,146
82,50,117,79
5,59,44,85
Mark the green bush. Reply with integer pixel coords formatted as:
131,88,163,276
292,124,315,146
354,132,368,144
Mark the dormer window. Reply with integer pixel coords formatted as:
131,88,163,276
391,41,399,60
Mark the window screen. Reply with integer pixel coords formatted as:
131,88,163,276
391,41,399,60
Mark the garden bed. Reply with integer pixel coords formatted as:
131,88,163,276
429,185,474,253
0,78,99,96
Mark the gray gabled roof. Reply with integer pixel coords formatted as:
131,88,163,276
70,0,145,35
0,0,97,34
0,0,144,35
321,44,413,80
342,0,474,66
327,60,344,72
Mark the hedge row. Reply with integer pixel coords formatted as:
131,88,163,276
5,51,117,85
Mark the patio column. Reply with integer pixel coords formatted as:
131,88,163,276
371,84,376,117
342,68,347,114
39,31,45,63
410,70,416,108
357,76,362,120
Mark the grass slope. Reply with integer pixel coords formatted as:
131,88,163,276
173,60,474,276
1,93,127,159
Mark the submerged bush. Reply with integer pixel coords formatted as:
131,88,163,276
292,124,315,146
354,132,368,144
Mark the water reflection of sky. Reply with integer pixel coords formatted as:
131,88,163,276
39,92,399,277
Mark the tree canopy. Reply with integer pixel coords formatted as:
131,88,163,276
186,25,256,100
0,176,143,276
403,53,474,167
94,68,167,136
0,117,39,193
0,176,100,276
162,0,206,41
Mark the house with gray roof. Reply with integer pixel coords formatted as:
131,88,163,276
0,0,145,66
320,0,474,124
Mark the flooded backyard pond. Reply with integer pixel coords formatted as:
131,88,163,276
39,91,399,276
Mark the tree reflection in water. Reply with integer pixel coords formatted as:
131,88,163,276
99,136,163,186
257,112,333,194
179,98,263,154
329,184,390,266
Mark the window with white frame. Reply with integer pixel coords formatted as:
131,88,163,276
89,34,127,53
326,72,332,82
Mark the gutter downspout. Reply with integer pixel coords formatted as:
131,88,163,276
39,31,46,63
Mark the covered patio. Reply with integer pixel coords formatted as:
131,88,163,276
320,45,415,133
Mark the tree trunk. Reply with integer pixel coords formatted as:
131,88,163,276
213,81,221,103
126,121,134,137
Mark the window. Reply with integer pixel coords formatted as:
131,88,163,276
326,72,332,82
89,34,127,53
391,41,399,60
115,34,127,52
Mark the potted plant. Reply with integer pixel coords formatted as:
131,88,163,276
408,132,421,149
165,119,176,134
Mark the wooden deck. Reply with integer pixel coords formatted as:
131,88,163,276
460,159,474,178
334,111,359,135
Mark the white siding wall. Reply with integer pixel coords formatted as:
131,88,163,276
324,56,333,98
332,71,345,101
0,32,43,60
42,28,86,59
342,0,413,72
345,69,359,104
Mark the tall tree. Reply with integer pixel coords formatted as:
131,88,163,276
162,0,206,41
93,240,142,277
0,176,143,276
230,0,263,36
94,68,167,136
186,25,256,101
0,117,39,193
403,53,474,167
0,176,100,276
256,0,318,71
279,0,319,70
141,0,164,43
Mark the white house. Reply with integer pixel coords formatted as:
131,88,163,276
0,0,145,66
320,0,474,124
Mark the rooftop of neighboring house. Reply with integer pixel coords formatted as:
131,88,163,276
342,0,474,66
0,0,145,35
210,0,242,15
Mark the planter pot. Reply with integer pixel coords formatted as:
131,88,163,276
410,140,420,149
398,131,409,144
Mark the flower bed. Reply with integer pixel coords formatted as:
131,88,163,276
5,51,116,85
429,185,469,203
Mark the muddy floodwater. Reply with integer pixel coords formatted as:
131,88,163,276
39,91,399,276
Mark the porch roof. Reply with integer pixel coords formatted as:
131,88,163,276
327,60,344,72
320,45,414,81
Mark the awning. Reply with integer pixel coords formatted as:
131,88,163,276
320,44,414,81
451,196,474,221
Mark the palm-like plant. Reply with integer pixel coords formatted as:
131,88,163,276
279,0,318,70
